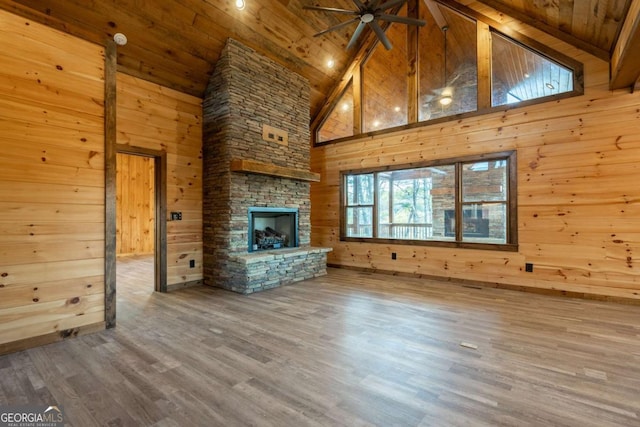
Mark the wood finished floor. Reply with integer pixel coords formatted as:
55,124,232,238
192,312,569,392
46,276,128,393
1,256,640,426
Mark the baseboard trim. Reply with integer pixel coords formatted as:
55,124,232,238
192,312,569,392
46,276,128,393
327,264,640,306
167,279,203,292
0,322,106,356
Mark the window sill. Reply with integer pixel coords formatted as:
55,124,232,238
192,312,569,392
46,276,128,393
341,236,518,252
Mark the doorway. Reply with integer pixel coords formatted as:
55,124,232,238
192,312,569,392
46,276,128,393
115,146,167,294
116,152,155,299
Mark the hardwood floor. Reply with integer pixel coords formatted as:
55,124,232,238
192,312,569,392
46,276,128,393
1,258,639,426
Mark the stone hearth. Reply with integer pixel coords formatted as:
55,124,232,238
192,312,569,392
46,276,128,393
202,38,331,294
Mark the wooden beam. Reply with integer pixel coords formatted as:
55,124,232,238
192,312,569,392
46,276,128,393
473,0,610,61
104,40,117,329
353,69,362,135
230,159,321,182
610,0,640,90
476,21,491,110
424,0,448,31
407,0,419,124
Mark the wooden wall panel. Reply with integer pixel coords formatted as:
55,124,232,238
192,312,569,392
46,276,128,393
116,73,203,286
0,9,105,347
310,9,640,301
116,153,155,256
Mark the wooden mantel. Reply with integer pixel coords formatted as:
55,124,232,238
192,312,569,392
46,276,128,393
230,159,321,182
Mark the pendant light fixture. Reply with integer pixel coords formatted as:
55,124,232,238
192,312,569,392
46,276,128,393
439,26,453,106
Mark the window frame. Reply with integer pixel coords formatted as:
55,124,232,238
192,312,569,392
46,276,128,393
340,151,518,251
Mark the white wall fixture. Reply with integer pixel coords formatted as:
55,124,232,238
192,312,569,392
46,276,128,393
113,33,127,46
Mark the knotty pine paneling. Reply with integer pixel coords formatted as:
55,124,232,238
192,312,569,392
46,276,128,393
116,73,203,286
0,9,105,346
311,18,640,300
116,153,155,256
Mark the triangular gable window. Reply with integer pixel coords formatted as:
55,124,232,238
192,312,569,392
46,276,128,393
318,80,354,143
491,31,574,106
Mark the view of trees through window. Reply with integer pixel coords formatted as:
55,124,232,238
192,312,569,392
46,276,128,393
343,154,514,247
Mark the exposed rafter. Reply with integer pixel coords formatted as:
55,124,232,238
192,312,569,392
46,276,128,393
610,0,640,90
473,0,610,61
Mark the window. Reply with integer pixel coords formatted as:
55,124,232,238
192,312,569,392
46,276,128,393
317,80,354,143
344,173,374,238
341,152,517,250
418,5,477,122
491,32,574,107
314,1,583,145
361,3,408,132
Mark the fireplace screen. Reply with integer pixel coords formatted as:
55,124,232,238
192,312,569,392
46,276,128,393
248,207,298,252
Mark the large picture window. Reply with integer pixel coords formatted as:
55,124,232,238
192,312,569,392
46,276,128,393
341,152,517,250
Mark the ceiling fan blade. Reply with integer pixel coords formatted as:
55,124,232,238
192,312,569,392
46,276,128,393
302,6,360,15
370,20,393,50
313,17,360,37
347,21,367,50
377,0,407,10
351,0,366,10
378,14,426,26
369,0,383,9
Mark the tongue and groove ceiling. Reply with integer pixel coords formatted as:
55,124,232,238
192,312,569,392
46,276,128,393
0,0,636,119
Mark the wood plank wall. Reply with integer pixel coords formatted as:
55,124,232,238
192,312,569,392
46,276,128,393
116,153,155,256
310,4,640,301
0,10,106,347
116,73,203,287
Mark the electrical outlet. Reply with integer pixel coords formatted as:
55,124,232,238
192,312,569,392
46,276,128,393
262,124,288,146
189,259,195,268
525,263,533,272
391,252,397,260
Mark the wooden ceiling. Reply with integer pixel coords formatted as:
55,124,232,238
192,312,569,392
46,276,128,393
0,0,637,120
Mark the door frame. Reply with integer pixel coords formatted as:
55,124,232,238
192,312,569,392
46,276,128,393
115,145,168,292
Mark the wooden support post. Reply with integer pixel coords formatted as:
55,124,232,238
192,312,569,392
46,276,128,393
407,0,419,124
104,40,117,329
476,21,492,111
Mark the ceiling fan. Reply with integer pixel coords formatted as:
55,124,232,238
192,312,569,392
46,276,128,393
304,0,427,50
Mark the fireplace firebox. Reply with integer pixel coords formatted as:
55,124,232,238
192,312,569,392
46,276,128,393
248,207,298,252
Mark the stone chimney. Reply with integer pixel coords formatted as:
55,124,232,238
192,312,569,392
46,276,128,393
202,38,330,294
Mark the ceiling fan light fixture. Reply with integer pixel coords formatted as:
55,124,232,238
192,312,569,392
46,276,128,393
304,1,426,51
361,13,374,23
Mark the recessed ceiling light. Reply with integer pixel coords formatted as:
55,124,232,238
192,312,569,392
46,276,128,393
341,103,349,111
113,33,127,46
394,106,401,112
235,0,245,10
373,120,380,128
545,82,555,89
524,73,530,78
327,59,335,68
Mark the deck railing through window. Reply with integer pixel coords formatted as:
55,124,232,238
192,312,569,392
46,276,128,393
378,223,433,240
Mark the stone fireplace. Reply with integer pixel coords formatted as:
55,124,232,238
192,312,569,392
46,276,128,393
202,38,331,294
